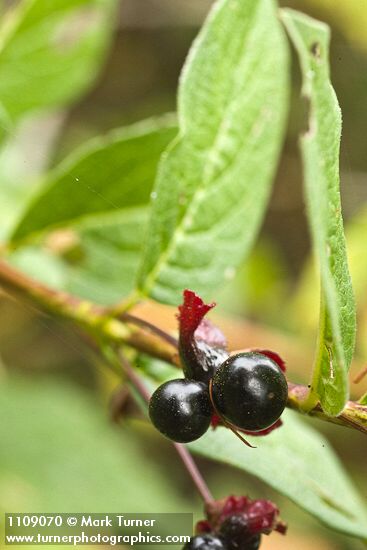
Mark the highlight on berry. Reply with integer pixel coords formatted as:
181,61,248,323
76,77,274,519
182,495,286,549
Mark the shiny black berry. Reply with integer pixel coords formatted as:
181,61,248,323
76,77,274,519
244,535,261,550
149,379,212,443
211,352,288,431
219,514,261,550
183,534,227,550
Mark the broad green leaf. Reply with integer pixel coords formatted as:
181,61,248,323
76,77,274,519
9,118,176,304
10,116,177,243
281,10,356,416
9,208,149,305
138,0,289,305
0,376,194,516
0,0,117,124
189,410,367,540
8,246,69,289
66,208,150,304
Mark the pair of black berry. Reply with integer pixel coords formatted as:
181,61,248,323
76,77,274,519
149,352,288,443
184,514,261,550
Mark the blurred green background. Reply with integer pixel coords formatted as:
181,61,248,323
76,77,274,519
0,1,366,549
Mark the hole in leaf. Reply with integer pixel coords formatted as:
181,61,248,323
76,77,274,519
310,42,321,59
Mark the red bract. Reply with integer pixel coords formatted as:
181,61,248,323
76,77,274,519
177,289,216,341
211,414,283,436
195,520,211,534
220,495,251,520
195,318,228,349
210,413,222,429
178,290,228,383
200,495,287,537
245,499,287,535
244,418,283,436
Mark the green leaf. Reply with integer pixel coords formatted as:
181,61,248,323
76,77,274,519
7,246,69,289
66,208,150,304
189,410,367,540
138,0,289,305
280,9,356,416
0,376,193,514
10,116,177,244
9,117,177,304
8,208,149,305
0,0,117,124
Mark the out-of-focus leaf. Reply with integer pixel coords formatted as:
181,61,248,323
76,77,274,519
189,410,367,540
66,208,150,304
10,117,177,244
286,258,318,335
0,101,11,145
7,246,69,289
281,9,356,416
9,208,149,305
304,0,367,52
288,201,367,335
217,239,289,322
8,118,176,304
0,0,117,124
136,355,178,386
0,114,64,242
0,376,192,515
138,0,289,305
343,204,367,310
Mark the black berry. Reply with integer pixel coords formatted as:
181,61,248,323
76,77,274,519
219,514,261,550
183,534,227,550
149,379,212,443
247,536,261,550
229,534,260,550
211,352,288,431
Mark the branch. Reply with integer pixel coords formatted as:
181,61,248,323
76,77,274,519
0,260,178,365
0,260,366,435
287,383,367,435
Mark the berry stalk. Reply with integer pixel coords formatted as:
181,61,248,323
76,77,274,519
118,352,214,505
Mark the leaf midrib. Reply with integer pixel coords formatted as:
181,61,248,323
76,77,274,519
140,1,268,296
